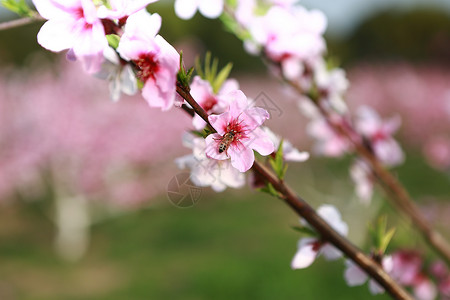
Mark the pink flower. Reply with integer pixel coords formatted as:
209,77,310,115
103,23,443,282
390,250,437,300
33,0,108,73
189,76,239,130
355,106,404,167
423,136,450,171
205,90,275,172
174,0,224,20
291,205,348,269
247,5,326,78
97,0,158,19
117,10,180,110
350,160,374,204
344,256,393,295
175,133,245,192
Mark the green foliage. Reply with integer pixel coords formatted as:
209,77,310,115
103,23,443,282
195,52,233,93
369,215,396,255
269,140,288,180
1,0,32,17
106,34,120,49
259,182,280,198
177,51,195,89
330,8,450,65
291,225,318,238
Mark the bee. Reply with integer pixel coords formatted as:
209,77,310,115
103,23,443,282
218,130,237,154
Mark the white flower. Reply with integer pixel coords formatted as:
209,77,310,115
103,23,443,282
262,127,309,162
174,0,224,20
175,133,245,192
344,256,393,295
350,160,373,204
291,205,348,269
95,47,137,102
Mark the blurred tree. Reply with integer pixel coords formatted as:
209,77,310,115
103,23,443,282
328,8,450,66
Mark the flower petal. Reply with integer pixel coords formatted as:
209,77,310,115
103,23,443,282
198,0,223,18
344,260,368,286
245,127,275,156
36,18,76,52
291,238,318,269
209,112,231,135
228,142,255,172
174,0,199,20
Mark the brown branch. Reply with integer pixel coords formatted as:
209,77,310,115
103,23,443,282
287,77,450,265
0,15,44,31
176,83,413,300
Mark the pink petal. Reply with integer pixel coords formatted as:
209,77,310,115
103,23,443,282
291,238,318,269
142,77,173,111
240,107,270,131
414,279,437,300
245,127,275,156
228,143,255,172
228,90,249,116
191,76,214,106
174,0,199,20
209,112,231,136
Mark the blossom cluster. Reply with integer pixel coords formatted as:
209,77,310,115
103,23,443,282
33,0,179,110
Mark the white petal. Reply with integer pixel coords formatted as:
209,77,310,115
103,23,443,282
174,0,199,20
291,238,318,269
368,279,385,295
317,205,348,236
344,260,368,286
198,0,223,18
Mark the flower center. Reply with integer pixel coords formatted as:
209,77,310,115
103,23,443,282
224,117,247,141
202,96,218,112
134,53,160,83
372,130,388,142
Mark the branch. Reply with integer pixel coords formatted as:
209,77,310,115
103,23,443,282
287,77,450,265
176,83,413,300
0,15,44,31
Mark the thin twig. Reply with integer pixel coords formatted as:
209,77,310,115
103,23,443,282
0,15,44,31
176,83,413,300
287,77,450,265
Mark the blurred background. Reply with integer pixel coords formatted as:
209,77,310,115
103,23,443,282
0,1,449,299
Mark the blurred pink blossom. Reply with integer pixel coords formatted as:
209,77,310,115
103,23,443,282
0,60,188,206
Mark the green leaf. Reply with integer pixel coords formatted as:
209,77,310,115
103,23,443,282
369,215,396,254
291,225,318,237
1,0,32,17
380,227,396,253
106,34,120,49
269,140,287,180
259,183,279,198
212,62,233,94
